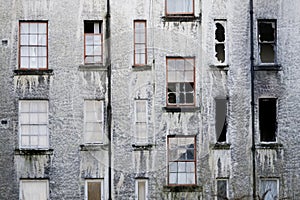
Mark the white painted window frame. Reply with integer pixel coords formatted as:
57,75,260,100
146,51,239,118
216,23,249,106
135,179,148,200
20,179,49,200
85,179,104,200
134,100,148,145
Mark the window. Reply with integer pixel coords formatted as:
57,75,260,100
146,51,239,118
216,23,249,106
259,98,277,142
85,180,103,200
20,180,49,200
135,100,148,144
19,22,48,69
167,57,195,107
214,20,227,64
216,179,228,200
258,20,276,64
215,98,227,143
84,21,103,64
165,0,194,15
168,135,196,185
134,20,147,66
84,100,104,143
260,179,279,200
19,100,49,149
135,179,148,200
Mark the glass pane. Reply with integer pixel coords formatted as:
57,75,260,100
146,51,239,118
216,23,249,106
38,113,48,124
20,23,29,33
30,23,38,33
185,71,194,82
135,44,146,54
168,71,176,82
21,101,30,112
186,162,194,172
22,181,48,200
176,71,184,82
30,57,37,68
39,23,47,34
30,113,39,124
185,59,194,70
21,136,30,146
31,126,39,135
38,47,47,56
21,35,29,45
39,126,48,135
169,162,178,172
135,32,145,43
94,56,101,63
39,136,48,147
178,173,187,184
169,173,177,184
38,35,47,45
178,162,186,172
138,181,146,200
260,180,278,200
186,173,195,184
94,35,101,44
31,136,39,146
86,46,94,55
85,56,94,63
21,126,30,135
217,180,227,200
94,46,101,55
30,35,38,45
168,59,176,70
30,47,37,56
20,113,30,124
260,44,275,63
21,47,29,56
38,57,47,68
85,35,94,45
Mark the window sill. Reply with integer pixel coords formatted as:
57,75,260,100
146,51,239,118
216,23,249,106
163,106,200,113
161,15,201,22
14,69,53,76
15,149,54,155
212,143,231,150
78,64,107,71
209,64,229,71
132,144,153,151
80,143,108,151
254,64,281,71
163,185,202,192
256,143,283,149
132,65,152,71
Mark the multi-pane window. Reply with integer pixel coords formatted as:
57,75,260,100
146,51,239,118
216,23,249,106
214,20,227,64
216,179,228,200
84,21,103,64
259,98,277,142
167,57,195,106
135,100,148,144
134,20,147,66
20,180,49,200
258,20,276,64
135,179,148,200
85,180,103,200
19,22,47,69
215,98,227,143
165,0,194,15
168,135,196,185
84,100,104,143
260,179,279,200
19,100,49,149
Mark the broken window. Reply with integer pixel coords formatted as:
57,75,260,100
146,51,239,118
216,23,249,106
84,21,103,64
215,98,227,143
134,20,147,66
214,20,226,64
168,135,196,185
19,22,48,69
20,180,49,200
258,20,276,63
86,180,102,200
165,0,194,15
167,57,195,106
135,179,148,200
84,100,104,143
259,98,277,142
19,100,49,149
260,179,278,200
216,179,228,200
135,100,148,144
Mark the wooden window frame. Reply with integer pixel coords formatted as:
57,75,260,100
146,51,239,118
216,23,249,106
167,135,197,186
19,100,49,149
134,100,148,145
166,57,195,107
19,21,48,70
20,179,49,200
85,179,103,200
84,21,103,65
134,20,147,66
165,0,194,16
216,179,228,200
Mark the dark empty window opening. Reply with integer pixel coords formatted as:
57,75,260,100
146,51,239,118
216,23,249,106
215,21,226,64
215,98,227,142
259,98,277,142
217,179,228,200
258,20,276,64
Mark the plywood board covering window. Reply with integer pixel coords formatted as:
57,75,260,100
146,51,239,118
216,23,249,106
216,179,228,200
134,20,147,66
84,21,103,64
19,100,49,149
19,22,48,69
20,180,49,200
165,0,194,15
86,180,103,200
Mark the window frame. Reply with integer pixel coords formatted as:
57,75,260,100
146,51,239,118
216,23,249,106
167,135,197,186
19,100,49,149
134,20,147,66
166,57,196,107
83,100,104,144
165,0,195,16
85,179,103,200
134,100,148,145
18,21,48,70
215,179,228,200
84,21,103,65
214,19,227,65
20,179,49,200
135,179,148,200
257,19,277,64
259,178,279,200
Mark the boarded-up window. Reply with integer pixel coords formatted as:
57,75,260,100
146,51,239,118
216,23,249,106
214,20,227,64
19,100,49,149
84,21,103,64
86,180,102,200
260,179,278,200
215,98,227,142
20,180,48,200
135,179,147,200
216,179,228,200
135,100,148,144
166,0,194,15
84,100,104,143
259,98,277,142
258,20,276,64
168,135,196,185
134,20,147,66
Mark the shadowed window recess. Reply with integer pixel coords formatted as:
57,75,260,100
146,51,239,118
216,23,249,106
258,20,276,64
84,21,103,64
216,179,228,200
214,20,227,64
215,98,227,143
259,98,277,142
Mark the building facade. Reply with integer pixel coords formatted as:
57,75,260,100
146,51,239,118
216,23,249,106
0,0,299,199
